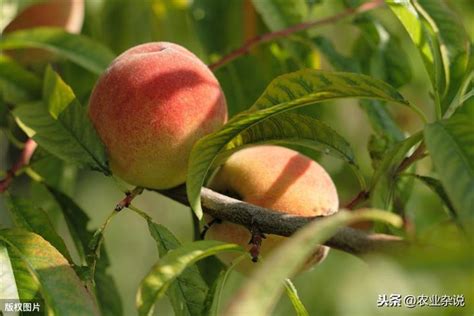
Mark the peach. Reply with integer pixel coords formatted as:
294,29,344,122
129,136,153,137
3,0,84,34
206,145,339,272
88,42,228,189
3,0,85,63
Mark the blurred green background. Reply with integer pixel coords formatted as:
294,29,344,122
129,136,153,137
1,0,473,315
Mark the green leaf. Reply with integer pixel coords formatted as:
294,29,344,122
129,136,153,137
223,210,402,315
0,27,115,74
0,241,20,300
284,279,309,316
387,0,470,113
46,186,91,263
352,17,412,89
47,186,123,316
147,221,208,316
5,194,73,264
42,64,75,118
220,112,357,165
14,67,109,174
187,69,417,218
370,133,423,209
348,17,408,146
0,55,41,103
249,70,413,111
201,270,226,316
200,255,246,316
136,240,243,316
424,113,474,219
410,174,457,220
9,250,41,301
0,229,100,315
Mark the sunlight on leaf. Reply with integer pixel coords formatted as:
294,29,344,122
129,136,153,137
187,69,420,218
136,240,243,316
0,27,115,74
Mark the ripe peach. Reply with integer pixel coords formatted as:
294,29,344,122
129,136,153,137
3,0,85,63
206,145,339,272
88,42,227,189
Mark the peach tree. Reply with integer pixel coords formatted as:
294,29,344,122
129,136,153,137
0,0,472,315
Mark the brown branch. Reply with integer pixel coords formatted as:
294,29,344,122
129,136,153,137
156,185,404,256
0,138,37,193
115,186,144,211
344,190,369,210
396,142,426,174
208,0,384,71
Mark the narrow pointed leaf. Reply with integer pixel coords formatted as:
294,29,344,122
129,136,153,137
0,55,41,103
136,240,243,316
424,113,474,219
0,241,20,300
411,175,457,220
200,270,226,316
47,186,123,316
6,194,73,263
219,112,356,165
201,255,246,316
387,0,470,112
147,221,208,316
0,27,115,74
0,229,100,315
13,67,109,174
284,279,309,316
7,249,41,301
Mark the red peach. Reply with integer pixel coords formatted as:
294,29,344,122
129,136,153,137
88,42,228,189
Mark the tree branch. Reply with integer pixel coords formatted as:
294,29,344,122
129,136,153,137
208,0,384,71
115,186,144,211
344,190,370,210
0,138,37,193
155,185,404,256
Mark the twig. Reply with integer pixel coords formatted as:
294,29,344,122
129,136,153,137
396,142,426,174
156,185,404,256
208,0,384,71
0,138,37,193
114,186,144,211
344,190,370,210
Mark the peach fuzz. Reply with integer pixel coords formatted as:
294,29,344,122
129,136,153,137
88,42,227,189
205,145,339,272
